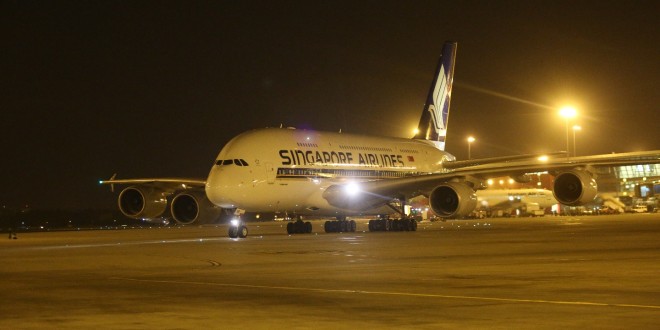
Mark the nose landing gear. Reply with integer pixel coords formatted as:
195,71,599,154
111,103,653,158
228,219,248,238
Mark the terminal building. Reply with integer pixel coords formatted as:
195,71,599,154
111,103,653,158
615,164,660,198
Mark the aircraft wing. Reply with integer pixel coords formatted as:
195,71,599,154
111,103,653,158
99,176,206,192
322,150,660,211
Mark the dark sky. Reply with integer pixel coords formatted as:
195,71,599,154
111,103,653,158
2,0,658,210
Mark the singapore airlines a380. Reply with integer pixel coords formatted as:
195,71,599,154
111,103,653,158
101,42,660,238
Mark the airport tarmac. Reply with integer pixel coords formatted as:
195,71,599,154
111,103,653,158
2,213,660,329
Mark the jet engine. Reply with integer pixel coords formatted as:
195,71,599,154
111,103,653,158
171,191,222,225
429,183,477,218
552,170,598,206
118,186,168,220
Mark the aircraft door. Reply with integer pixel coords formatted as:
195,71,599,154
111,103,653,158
266,163,276,184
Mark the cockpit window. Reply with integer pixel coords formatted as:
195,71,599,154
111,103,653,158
215,159,249,166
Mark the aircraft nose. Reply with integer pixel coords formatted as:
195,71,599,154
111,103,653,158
205,167,234,208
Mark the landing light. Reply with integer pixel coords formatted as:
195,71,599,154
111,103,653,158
537,155,549,162
345,182,360,196
230,219,240,227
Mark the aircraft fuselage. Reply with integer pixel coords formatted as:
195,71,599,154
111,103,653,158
205,127,455,215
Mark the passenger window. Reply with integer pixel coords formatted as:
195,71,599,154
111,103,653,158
239,159,249,166
234,159,242,166
223,159,233,165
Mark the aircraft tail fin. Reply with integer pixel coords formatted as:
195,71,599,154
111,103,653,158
413,41,457,151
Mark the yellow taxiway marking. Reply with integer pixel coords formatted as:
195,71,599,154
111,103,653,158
111,277,660,310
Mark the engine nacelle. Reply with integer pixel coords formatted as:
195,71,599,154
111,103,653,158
429,183,477,218
171,191,222,225
118,186,168,220
553,170,598,206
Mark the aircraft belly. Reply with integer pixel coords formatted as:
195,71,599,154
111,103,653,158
226,180,329,212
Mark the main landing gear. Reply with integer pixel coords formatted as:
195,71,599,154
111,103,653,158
368,198,418,232
324,216,357,233
287,217,313,234
368,216,417,232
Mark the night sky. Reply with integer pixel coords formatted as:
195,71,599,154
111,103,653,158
2,1,658,210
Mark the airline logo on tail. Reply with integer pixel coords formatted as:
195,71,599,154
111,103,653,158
414,42,457,151
429,63,449,133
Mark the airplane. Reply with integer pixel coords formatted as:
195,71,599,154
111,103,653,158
100,41,660,238
475,188,557,217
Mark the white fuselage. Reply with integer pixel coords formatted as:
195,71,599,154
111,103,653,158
205,127,454,215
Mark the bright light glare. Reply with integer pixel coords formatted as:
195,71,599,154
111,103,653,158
413,128,420,135
230,219,240,227
537,155,549,162
572,125,582,131
467,136,475,143
559,106,577,118
345,182,360,196
487,179,493,185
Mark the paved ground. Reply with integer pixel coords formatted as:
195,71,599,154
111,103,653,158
2,213,660,329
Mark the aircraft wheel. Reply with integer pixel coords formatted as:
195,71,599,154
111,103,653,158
410,219,418,231
395,219,402,231
287,222,294,234
400,219,408,231
350,220,356,232
228,226,238,238
238,225,248,238
305,221,312,233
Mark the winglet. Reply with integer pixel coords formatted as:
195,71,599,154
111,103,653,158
99,173,118,192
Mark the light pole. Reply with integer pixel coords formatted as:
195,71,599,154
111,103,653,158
467,136,475,159
572,125,581,157
559,106,577,159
